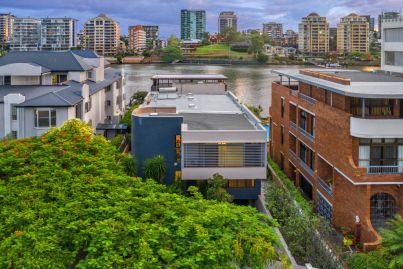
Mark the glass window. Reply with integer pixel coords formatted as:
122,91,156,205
34,109,57,128
370,193,396,231
317,192,333,222
4,76,11,85
281,98,285,117
11,105,17,120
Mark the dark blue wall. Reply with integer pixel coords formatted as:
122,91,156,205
227,180,261,200
132,115,183,185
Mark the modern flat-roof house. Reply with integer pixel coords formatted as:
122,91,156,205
0,50,125,139
132,74,266,202
270,68,403,249
381,12,403,74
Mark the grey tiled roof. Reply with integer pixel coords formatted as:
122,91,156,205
70,50,99,59
11,68,122,107
0,51,93,71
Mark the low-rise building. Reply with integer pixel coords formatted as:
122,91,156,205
381,12,403,73
132,74,267,202
264,44,296,57
0,50,125,139
270,68,403,249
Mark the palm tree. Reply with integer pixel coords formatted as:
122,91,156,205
380,215,403,269
143,155,167,183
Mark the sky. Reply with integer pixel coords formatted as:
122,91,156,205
1,0,402,39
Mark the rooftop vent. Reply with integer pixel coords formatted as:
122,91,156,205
188,103,196,108
150,113,158,116
187,96,195,100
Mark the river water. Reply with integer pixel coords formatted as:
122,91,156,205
115,64,379,118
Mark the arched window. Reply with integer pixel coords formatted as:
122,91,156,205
370,193,397,230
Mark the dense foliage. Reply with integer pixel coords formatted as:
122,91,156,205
266,158,344,269
143,155,167,183
120,104,139,129
0,120,281,268
347,215,403,269
129,91,148,106
161,45,183,63
110,134,124,148
204,173,233,202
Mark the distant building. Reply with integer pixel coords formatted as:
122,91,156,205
181,9,206,40
263,44,296,57
83,14,120,56
128,25,147,52
9,18,41,51
0,50,125,139
381,12,403,73
298,12,329,56
337,13,369,54
263,22,283,42
142,25,159,49
282,29,298,47
40,18,77,51
362,15,375,32
329,27,337,52
218,11,237,34
243,29,261,35
378,12,400,38
76,30,84,48
0,13,14,44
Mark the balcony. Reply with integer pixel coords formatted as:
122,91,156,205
367,166,403,175
298,127,315,142
298,93,316,105
300,159,315,177
350,117,403,138
318,176,333,195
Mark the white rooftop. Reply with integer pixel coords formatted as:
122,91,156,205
272,69,403,98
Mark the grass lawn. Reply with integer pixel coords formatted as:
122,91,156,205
192,44,253,59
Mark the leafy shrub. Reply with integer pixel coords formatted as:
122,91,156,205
120,154,136,176
120,104,139,129
143,155,167,183
0,119,280,268
347,251,389,269
110,134,124,148
161,45,183,63
130,91,148,106
205,173,233,202
266,158,343,268
257,52,269,63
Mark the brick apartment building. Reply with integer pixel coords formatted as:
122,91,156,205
269,68,403,249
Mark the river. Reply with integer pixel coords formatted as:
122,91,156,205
114,64,379,118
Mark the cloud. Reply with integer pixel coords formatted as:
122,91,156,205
0,0,400,37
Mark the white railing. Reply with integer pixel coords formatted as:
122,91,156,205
299,93,317,105
318,176,333,195
289,121,297,130
367,166,403,174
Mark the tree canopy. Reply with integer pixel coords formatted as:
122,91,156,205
0,120,280,268
161,45,183,63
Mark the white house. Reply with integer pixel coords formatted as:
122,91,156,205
0,50,125,139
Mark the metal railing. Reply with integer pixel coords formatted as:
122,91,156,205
300,159,315,177
298,127,315,142
299,93,317,105
289,121,297,130
367,166,403,174
288,149,298,163
318,176,333,195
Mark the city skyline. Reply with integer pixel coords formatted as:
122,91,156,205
1,0,401,38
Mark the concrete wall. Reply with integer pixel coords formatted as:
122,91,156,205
11,76,40,85
172,83,226,94
132,115,183,184
68,71,87,82
0,63,44,77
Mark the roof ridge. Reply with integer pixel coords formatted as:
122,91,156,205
52,90,75,105
69,51,93,71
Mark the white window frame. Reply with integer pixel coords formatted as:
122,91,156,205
34,108,57,129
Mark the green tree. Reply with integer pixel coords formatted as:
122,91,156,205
381,215,403,268
223,27,245,44
205,173,233,202
161,45,183,63
167,35,180,46
257,52,269,63
129,91,148,106
143,155,167,183
0,120,281,268
248,32,265,55
120,154,137,176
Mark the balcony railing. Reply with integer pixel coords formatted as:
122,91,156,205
298,127,315,142
367,166,403,174
317,176,333,195
288,149,298,163
300,159,315,177
289,121,297,130
299,93,317,105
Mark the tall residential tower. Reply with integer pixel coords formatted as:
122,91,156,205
0,13,14,44
181,9,206,40
337,13,369,54
83,14,120,56
218,11,237,34
40,18,77,50
298,13,329,56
